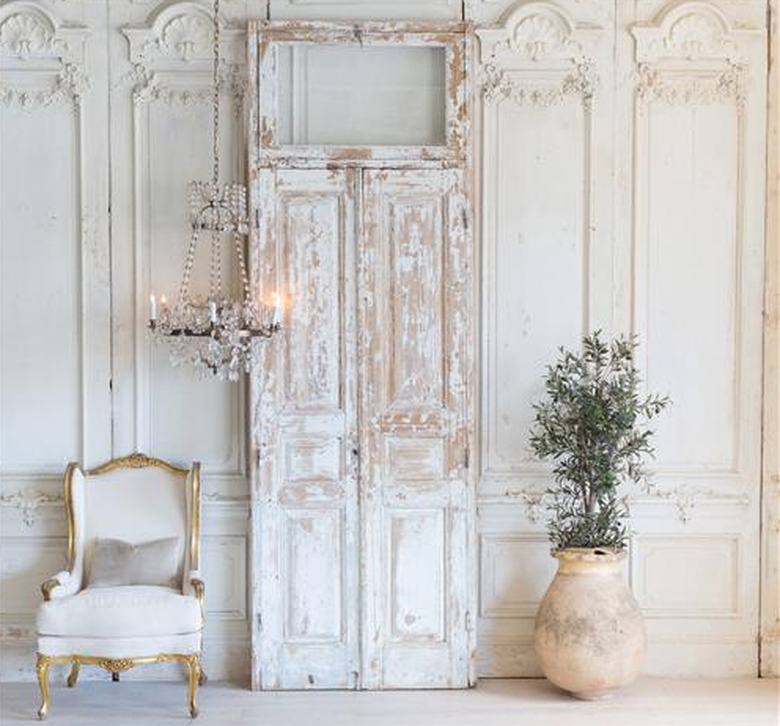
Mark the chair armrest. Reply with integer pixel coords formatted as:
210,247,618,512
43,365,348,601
186,571,205,612
41,570,79,601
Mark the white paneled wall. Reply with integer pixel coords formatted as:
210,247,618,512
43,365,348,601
0,0,266,682
476,0,769,678
0,0,776,684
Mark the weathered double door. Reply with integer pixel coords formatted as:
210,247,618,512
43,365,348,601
251,167,473,690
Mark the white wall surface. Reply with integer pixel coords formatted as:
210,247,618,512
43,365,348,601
0,0,775,683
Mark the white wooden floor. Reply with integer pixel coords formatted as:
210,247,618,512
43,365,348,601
0,678,777,726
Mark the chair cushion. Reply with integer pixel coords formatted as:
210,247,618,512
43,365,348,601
37,586,202,638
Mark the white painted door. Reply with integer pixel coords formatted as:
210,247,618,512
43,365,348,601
358,169,474,688
251,168,360,689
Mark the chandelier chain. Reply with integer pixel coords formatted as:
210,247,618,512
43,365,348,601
212,0,221,190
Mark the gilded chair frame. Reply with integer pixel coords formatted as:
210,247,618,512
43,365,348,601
36,453,205,720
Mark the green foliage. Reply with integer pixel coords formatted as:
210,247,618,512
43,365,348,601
529,332,669,552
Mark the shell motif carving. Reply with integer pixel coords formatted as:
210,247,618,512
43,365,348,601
665,12,732,60
511,14,565,61
0,12,60,57
161,14,213,62
96,658,139,673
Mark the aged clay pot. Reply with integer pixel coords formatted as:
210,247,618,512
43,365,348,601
534,547,645,700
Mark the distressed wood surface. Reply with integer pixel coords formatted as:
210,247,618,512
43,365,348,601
358,169,473,689
250,169,360,690
249,21,471,167
248,20,475,691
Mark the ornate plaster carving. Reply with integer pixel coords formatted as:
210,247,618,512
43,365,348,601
128,61,244,108
0,490,62,528
0,2,89,108
490,480,749,526
0,9,62,57
0,61,87,108
631,1,761,63
482,58,597,106
498,486,548,523
123,1,242,66
477,1,605,65
0,2,88,60
477,2,603,108
636,61,747,109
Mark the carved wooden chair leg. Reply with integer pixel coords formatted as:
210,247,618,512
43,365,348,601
198,659,207,686
67,660,80,688
187,655,200,718
36,654,51,720
112,672,120,682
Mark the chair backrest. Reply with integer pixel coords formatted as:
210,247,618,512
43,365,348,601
65,454,201,588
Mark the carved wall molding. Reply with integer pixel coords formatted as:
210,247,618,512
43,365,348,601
477,1,606,65
479,483,750,525
123,1,244,66
0,1,88,62
635,60,747,109
0,490,62,528
631,1,763,64
0,61,87,108
127,61,243,107
0,2,89,108
481,57,597,106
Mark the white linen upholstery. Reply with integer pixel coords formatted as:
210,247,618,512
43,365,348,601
82,467,188,585
38,585,201,638
37,633,201,659
43,570,80,600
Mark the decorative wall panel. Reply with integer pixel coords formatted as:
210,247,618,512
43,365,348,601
476,0,768,678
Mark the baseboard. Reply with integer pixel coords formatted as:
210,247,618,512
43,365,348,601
476,640,759,678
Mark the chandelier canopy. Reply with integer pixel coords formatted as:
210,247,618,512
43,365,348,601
148,0,280,381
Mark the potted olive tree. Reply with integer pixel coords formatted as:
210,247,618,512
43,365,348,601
529,333,668,700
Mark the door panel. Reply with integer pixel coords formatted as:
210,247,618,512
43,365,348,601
359,169,473,688
251,168,359,689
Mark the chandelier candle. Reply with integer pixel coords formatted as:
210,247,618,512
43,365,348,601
147,0,280,380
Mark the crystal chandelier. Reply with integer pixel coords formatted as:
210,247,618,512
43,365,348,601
148,0,280,381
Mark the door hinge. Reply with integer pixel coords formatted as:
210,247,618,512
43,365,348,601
256,612,263,632
465,610,473,632
464,445,470,470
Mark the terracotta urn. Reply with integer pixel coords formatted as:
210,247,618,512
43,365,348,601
533,547,646,700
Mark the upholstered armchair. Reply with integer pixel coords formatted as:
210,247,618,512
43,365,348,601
35,454,205,719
